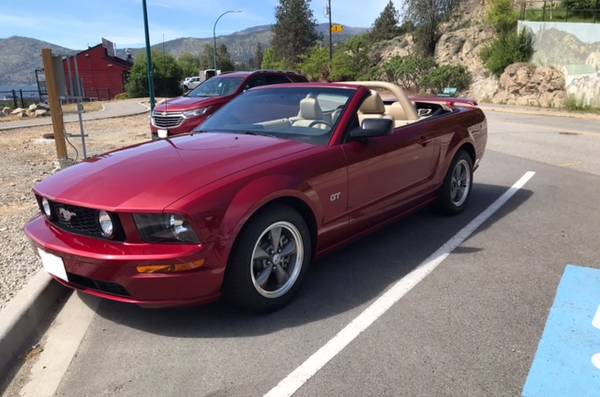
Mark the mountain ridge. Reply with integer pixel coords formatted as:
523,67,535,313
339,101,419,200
0,23,367,86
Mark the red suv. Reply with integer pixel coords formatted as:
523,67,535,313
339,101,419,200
150,70,307,138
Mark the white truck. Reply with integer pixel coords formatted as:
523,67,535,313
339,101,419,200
181,69,221,91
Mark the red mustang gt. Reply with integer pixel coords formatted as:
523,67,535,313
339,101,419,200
25,81,486,312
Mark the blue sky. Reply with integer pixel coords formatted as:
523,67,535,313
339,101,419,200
0,0,402,49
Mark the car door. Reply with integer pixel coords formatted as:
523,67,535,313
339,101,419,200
342,115,439,227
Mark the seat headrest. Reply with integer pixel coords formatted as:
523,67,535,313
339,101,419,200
386,102,407,120
299,97,323,120
359,90,385,114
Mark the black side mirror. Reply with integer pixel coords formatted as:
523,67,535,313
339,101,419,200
348,118,394,141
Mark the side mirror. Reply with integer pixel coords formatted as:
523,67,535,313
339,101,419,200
348,118,394,141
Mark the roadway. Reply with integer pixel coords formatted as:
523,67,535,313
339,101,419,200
5,110,600,397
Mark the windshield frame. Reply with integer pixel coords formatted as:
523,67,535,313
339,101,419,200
194,86,357,146
185,75,245,98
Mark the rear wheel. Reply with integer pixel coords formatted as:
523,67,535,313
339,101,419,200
223,205,311,312
435,150,473,215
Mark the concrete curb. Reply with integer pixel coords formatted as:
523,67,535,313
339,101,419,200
480,104,600,121
0,270,70,382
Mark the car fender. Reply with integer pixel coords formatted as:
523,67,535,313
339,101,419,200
217,174,322,264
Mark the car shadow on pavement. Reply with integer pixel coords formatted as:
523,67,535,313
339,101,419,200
88,182,533,338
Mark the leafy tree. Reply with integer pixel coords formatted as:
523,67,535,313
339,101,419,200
261,47,285,69
253,43,264,69
177,53,201,77
405,0,458,56
422,64,472,93
217,43,234,71
382,55,436,91
480,30,534,76
487,0,518,34
369,1,401,42
126,53,183,98
272,0,319,66
331,35,372,81
299,46,330,81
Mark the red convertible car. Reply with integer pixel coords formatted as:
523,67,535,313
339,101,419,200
25,81,487,311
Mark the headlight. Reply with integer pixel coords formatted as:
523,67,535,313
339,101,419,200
133,214,199,243
41,197,52,217
182,107,210,118
98,211,114,238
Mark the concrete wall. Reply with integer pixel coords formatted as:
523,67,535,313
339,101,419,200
519,21,600,107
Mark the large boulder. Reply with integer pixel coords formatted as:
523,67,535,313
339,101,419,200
370,33,416,65
492,63,566,108
10,107,24,115
434,25,496,79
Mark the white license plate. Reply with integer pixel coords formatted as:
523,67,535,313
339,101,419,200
38,248,68,282
157,129,168,138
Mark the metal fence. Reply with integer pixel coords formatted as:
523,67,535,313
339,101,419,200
519,1,600,23
0,89,43,109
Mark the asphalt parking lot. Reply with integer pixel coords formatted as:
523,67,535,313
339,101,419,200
7,110,600,397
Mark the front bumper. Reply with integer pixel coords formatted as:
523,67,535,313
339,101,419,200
24,215,223,308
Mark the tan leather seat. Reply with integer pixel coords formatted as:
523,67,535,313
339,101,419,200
385,102,414,127
292,97,328,129
358,91,393,125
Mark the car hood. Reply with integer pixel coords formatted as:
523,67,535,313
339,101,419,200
34,133,313,211
154,96,227,112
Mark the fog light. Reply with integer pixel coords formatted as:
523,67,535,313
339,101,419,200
42,198,51,217
136,259,205,273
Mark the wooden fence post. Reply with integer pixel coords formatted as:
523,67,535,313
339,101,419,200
41,48,68,162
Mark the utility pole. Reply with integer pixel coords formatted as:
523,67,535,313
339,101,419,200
41,49,68,163
213,10,241,71
328,0,333,64
142,0,155,110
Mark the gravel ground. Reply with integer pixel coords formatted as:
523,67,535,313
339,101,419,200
0,114,150,309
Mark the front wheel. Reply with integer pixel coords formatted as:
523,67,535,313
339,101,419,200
435,150,473,215
223,205,312,312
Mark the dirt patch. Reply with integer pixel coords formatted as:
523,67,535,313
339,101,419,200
0,114,150,308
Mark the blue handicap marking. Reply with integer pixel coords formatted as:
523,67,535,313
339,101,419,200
523,265,600,397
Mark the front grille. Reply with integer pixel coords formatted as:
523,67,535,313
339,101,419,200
40,198,125,241
67,273,131,297
152,112,184,128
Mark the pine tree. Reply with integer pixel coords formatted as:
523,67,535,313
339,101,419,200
369,1,400,42
254,43,264,69
217,44,234,71
272,0,319,66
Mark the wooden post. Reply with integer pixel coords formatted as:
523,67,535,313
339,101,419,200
41,48,67,161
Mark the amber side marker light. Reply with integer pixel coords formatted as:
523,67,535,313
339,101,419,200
136,259,205,274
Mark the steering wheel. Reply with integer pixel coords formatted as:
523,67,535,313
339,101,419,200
308,120,332,128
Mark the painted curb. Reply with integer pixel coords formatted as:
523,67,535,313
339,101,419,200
480,104,600,121
0,270,70,382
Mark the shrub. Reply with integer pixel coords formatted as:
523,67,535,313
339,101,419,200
299,46,330,81
126,53,183,98
382,55,436,91
114,92,129,100
487,0,518,34
422,64,472,93
261,47,285,70
480,30,534,76
562,0,596,9
330,35,372,81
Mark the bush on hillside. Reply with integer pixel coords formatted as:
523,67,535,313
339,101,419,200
331,35,372,81
480,30,534,76
382,55,436,91
299,46,330,81
422,64,472,93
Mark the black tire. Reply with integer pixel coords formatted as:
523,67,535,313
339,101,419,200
223,204,312,312
435,150,474,215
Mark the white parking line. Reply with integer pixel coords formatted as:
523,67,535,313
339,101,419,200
264,171,536,397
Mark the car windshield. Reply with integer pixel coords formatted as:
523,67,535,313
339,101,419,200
195,87,354,145
187,76,244,98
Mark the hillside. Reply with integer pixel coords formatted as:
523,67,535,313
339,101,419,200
121,23,367,61
0,23,367,87
0,36,75,86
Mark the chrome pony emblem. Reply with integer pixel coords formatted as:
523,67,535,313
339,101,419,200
58,208,76,222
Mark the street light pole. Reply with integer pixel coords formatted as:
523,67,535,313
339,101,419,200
213,10,241,71
142,0,155,110
328,0,333,64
